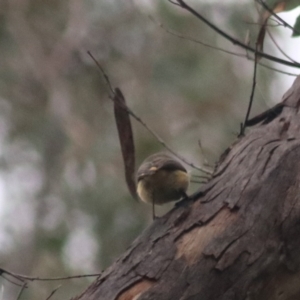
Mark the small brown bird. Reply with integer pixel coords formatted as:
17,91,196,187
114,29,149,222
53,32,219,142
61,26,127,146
136,153,189,219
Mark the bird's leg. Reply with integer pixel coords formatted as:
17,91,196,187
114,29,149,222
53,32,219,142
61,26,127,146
181,191,189,200
175,191,191,208
152,198,156,220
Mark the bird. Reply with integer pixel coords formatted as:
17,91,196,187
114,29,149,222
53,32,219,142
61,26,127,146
136,152,190,219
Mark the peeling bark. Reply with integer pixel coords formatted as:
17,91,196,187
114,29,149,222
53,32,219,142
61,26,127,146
74,76,300,300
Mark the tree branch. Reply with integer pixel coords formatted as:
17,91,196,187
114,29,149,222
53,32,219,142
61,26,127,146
174,0,300,68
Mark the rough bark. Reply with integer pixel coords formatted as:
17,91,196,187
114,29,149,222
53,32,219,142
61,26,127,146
74,76,300,300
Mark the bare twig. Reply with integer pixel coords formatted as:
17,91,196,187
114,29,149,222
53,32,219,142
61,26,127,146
20,273,101,282
267,29,299,63
197,140,210,167
87,51,114,95
16,282,28,300
192,174,211,180
256,0,300,35
257,63,297,76
2,274,25,286
256,82,270,108
87,51,213,175
173,0,300,68
241,44,259,135
168,0,180,7
245,20,281,28
110,93,212,174
0,267,101,282
45,285,62,300
149,15,246,58
152,16,298,77
190,180,208,184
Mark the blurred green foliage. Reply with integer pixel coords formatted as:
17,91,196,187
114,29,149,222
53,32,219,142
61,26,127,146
0,0,290,298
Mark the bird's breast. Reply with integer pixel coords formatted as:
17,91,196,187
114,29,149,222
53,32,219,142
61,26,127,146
137,169,189,205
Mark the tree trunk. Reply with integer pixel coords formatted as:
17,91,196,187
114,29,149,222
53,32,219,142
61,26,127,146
74,76,300,300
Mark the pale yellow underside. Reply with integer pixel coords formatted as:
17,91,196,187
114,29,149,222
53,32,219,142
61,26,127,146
137,170,189,205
